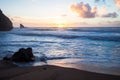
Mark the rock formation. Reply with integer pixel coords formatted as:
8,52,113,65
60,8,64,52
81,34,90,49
0,9,13,31
11,47,35,62
20,24,25,28
3,47,35,62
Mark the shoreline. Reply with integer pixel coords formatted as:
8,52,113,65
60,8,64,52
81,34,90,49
48,59,120,76
0,60,120,80
13,58,120,76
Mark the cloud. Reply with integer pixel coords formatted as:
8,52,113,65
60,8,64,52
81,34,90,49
100,12,118,18
95,0,100,2
101,20,120,27
98,7,118,18
95,0,120,9
115,0,120,9
70,2,118,18
70,2,97,18
95,0,105,2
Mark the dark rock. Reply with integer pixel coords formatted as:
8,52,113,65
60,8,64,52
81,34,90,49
26,47,34,61
3,53,12,61
11,48,35,62
40,56,47,63
0,9,13,31
3,56,11,61
20,24,25,28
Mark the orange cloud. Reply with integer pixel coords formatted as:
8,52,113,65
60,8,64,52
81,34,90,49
70,2,97,18
115,0,120,9
70,2,118,18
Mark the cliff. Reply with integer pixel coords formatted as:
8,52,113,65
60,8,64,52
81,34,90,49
0,9,13,31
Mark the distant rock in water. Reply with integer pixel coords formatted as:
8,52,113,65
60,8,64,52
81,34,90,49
0,9,13,31
20,24,25,28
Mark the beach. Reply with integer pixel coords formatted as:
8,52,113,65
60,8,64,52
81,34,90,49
0,60,120,80
0,0,120,79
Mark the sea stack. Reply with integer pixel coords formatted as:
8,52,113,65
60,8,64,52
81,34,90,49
20,24,25,28
0,9,13,31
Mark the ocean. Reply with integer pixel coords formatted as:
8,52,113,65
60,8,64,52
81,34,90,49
0,27,120,74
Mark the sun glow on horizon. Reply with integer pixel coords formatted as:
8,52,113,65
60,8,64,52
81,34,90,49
1,0,120,27
51,16,70,28
54,20,68,28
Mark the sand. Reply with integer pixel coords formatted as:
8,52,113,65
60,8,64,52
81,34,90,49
0,60,120,80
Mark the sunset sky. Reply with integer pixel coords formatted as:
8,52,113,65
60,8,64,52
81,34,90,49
0,0,120,27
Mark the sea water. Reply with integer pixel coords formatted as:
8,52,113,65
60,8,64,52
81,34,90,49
0,27,120,72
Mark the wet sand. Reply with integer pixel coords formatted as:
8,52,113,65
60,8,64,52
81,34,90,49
0,60,120,80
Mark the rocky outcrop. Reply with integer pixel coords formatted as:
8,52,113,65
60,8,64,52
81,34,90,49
3,47,35,62
0,9,13,31
20,24,25,28
11,48,35,62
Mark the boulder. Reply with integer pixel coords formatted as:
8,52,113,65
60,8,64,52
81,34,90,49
11,48,35,62
40,56,47,63
0,9,13,31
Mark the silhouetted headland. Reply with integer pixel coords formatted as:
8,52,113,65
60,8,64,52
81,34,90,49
0,9,13,31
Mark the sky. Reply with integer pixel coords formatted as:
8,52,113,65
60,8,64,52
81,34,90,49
0,0,120,27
